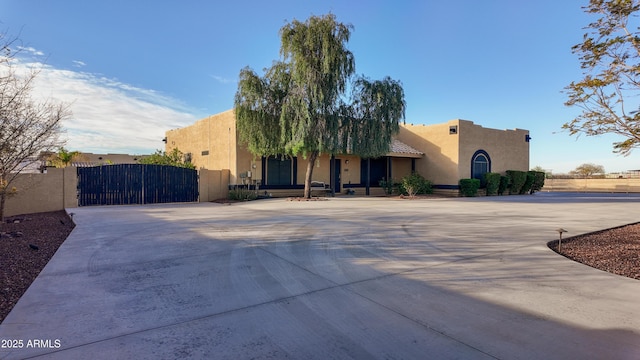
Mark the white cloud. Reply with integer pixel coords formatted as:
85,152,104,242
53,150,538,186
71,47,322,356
9,57,200,155
72,60,86,68
211,75,235,84
16,46,45,56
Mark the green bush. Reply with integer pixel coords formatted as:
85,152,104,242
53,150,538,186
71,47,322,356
520,172,535,194
228,187,257,201
379,178,397,195
498,176,510,195
484,172,501,196
459,178,480,197
506,170,527,195
529,171,545,193
399,173,433,197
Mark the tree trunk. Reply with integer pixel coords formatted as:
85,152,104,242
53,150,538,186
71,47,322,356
0,192,6,224
303,151,319,199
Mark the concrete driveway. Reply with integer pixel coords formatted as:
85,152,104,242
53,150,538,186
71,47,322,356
1,193,639,359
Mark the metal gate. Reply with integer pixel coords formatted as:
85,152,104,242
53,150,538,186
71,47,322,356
77,164,198,206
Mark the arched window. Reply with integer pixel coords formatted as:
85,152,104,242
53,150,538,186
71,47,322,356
471,150,491,181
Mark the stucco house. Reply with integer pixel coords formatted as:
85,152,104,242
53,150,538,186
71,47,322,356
165,109,530,196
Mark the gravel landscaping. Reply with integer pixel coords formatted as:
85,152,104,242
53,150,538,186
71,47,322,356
1,211,74,323
548,222,640,280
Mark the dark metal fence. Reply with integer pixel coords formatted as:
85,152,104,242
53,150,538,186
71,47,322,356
77,164,198,206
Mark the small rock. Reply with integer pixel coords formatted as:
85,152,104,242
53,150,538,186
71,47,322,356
29,244,39,251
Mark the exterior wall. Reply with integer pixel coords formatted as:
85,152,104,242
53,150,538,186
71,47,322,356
391,158,413,181
4,168,78,217
199,169,231,201
339,155,361,187
398,120,530,187
543,178,640,192
397,122,460,186
457,120,529,178
165,109,236,180
166,109,530,192
5,167,230,217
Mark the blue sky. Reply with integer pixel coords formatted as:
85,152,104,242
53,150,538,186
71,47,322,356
2,0,640,173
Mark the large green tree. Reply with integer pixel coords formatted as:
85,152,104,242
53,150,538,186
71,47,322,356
564,0,640,155
235,14,406,198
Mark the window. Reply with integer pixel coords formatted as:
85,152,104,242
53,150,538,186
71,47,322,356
266,156,292,185
471,150,491,182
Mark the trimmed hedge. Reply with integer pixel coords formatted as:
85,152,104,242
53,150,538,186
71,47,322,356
484,172,501,196
498,176,509,195
459,178,480,197
506,170,527,195
520,172,535,194
529,171,545,193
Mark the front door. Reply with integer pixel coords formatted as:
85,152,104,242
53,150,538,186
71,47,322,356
334,159,341,193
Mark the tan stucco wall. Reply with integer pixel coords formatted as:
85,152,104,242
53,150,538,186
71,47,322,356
165,109,237,180
457,120,529,178
391,158,413,181
4,168,77,217
543,178,640,192
339,155,360,187
398,120,529,186
166,110,530,189
199,169,231,201
397,122,460,185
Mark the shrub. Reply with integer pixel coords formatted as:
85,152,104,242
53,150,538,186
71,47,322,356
506,170,527,195
520,172,535,194
498,176,510,195
399,173,433,197
484,172,501,196
379,178,396,195
529,171,545,193
228,187,257,201
459,178,480,197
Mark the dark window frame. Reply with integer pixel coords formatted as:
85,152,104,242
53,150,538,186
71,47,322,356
471,150,491,182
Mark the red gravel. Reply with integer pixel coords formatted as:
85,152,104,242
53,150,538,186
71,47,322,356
548,223,640,280
0,211,75,323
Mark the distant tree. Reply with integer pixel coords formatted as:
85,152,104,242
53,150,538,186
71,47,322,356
235,14,406,198
570,163,605,178
139,148,195,169
48,147,82,168
0,34,71,222
531,165,546,173
564,0,640,155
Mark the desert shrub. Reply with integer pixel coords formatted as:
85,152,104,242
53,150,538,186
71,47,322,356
399,173,433,197
228,187,257,201
459,178,480,197
520,172,536,194
484,172,501,196
498,176,510,195
379,178,397,195
529,171,545,193
506,170,527,194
